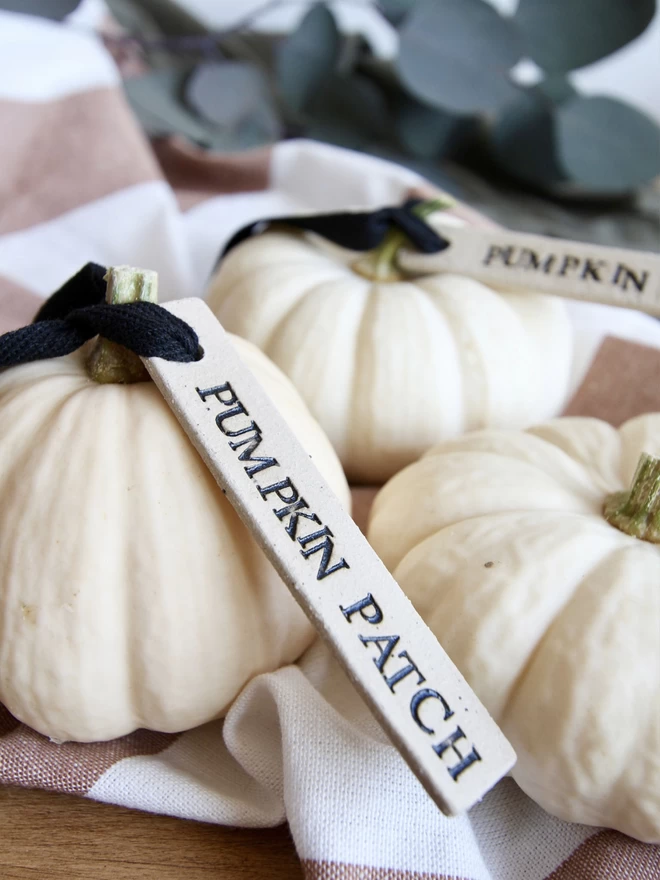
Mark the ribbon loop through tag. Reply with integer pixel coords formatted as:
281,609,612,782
220,198,451,258
0,263,199,370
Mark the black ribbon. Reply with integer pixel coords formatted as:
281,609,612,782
0,201,450,373
221,198,451,258
0,263,200,371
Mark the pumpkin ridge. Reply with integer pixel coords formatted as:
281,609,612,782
417,276,490,431
345,281,462,483
421,274,561,431
423,429,611,502
370,412,660,839
261,277,369,462
408,509,625,729
504,542,660,835
498,533,620,728
262,275,363,357
0,381,127,737
494,289,574,420
0,352,87,401
345,281,445,483
417,283,466,435
369,446,602,573
527,418,624,495
218,232,349,290
0,375,93,501
347,283,380,481
217,263,349,349
0,320,349,741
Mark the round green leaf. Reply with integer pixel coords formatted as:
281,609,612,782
0,0,81,19
556,95,660,191
104,0,174,68
396,99,477,159
105,0,159,35
125,69,213,144
125,0,208,36
536,75,577,105
305,74,389,149
489,88,565,186
186,62,265,126
126,65,281,151
186,62,281,149
276,4,340,115
208,100,282,151
396,0,523,113
514,0,656,73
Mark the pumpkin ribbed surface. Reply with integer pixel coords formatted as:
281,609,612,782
208,230,573,483
368,415,660,841
0,335,349,742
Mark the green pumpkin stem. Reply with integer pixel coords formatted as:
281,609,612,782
603,452,660,543
352,198,454,282
87,266,158,384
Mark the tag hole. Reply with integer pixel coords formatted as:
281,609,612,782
195,344,205,361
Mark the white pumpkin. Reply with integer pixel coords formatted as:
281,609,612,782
367,414,660,842
0,317,349,743
207,207,574,483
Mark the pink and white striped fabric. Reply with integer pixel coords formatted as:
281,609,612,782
1,7,659,877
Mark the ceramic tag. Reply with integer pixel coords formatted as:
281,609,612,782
398,225,660,315
144,299,516,816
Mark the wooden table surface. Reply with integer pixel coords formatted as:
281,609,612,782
1,785,303,879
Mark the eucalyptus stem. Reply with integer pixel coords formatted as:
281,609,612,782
87,266,158,385
603,452,660,544
352,198,454,282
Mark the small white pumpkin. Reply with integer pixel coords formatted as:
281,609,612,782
207,203,573,483
367,414,660,842
0,268,349,743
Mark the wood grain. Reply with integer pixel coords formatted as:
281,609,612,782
0,786,303,880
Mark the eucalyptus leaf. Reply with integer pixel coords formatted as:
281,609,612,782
396,99,476,159
105,0,161,37
221,100,282,150
514,0,656,73
125,69,214,144
489,88,565,186
276,4,340,115
378,0,416,26
556,95,660,191
185,61,281,146
104,0,175,68
536,75,577,105
0,0,81,19
397,0,523,114
186,62,266,126
126,0,208,36
305,74,389,149
337,33,369,76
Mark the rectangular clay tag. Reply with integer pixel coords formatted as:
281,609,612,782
143,298,516,816
398,225,660,314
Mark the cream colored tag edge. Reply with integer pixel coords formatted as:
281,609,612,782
398,225,660,315
144,299,516,817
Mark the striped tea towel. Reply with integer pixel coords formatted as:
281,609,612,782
1,7,659,878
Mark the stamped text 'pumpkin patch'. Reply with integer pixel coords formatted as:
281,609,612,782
144,299,516,817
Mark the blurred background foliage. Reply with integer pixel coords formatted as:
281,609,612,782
5,0,660,246
105,0,660,197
